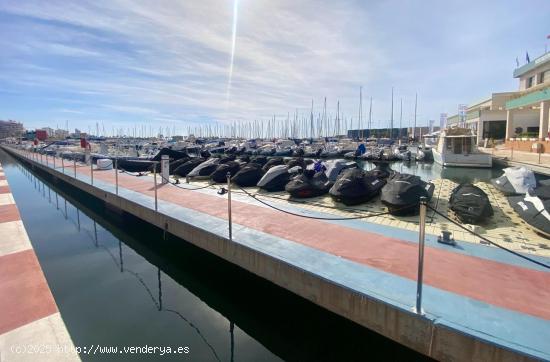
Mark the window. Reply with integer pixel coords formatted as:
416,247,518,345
527,76,534,88
538,71,545,84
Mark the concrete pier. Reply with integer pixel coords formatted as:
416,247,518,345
0,160,79,361
2,145,550,361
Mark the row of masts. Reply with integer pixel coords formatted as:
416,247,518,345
67,88,420,140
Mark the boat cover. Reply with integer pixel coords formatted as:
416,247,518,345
188,158,220,177
210,161,241,183
285,169,333,198
380,173,435,215
449,183,493,224
491,167,536,195
329,168,386,205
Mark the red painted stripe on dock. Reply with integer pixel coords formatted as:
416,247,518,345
70,164,550,320
0,204,20,223
0,176,6,180
0,185,10,194
0,250,58,334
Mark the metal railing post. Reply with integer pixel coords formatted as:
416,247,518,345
415,196,427,314
154,162,158,211
73,158,77,178
62,157,65,173
40,153,43,164
115,158,119,195
53,154,56,169
227,172,232,241
90,158,94,185
45,154,48,167
511,145,514,160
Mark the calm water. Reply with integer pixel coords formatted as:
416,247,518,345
0,150,430,361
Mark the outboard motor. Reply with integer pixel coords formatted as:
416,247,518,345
286,157,306,170
449,183,493,224
233,163,265,187
210,161,241,183
251,155,267,167
329,168,385,205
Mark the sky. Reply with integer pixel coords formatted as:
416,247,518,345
0,0,549,134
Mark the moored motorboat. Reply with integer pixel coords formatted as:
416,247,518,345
210,161,241,183
173,158,205,177
232,163,265,187
187,158,220,179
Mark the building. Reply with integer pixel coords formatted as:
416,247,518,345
0,120,25,139
35,129,48,141
448,50,550,152
447,93,516,144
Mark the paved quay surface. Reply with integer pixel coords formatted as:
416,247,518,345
0,161,79,361
5,147,550,361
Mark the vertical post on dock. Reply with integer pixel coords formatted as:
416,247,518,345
45,154,48,167
61,157,65,173
227,172,232,242
53,154,56,169
511,145,514,160
154,162,158,211
73,158,77,178
40,153,43,164
115,158,119,195
90,158,94,185
415,196,427,315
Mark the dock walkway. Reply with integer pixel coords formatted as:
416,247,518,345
3,146,550,361
0,160,79,361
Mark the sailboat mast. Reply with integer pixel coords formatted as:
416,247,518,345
413,93,418,142
368,97,373,138
390,87,394,139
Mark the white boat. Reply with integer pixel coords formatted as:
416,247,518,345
432,128,492,168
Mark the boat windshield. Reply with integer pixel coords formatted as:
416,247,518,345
446,136,474,154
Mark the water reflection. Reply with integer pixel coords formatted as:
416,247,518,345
3,152,429,361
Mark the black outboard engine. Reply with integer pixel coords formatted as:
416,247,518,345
219,154,236,164
210,161,241,183
262,157,284,172
449,183,493,224
151,148,189,161
232,163,265,187
380,173,435,215
329,168,386,205
200,149,211,158
285,169,333,198
367,163,393,179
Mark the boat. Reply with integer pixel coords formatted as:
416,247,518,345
285,169,333,198
380,173,435,215
187,158,220,179
210,161,241,183
257,165,295,192
173,158,205,177
491,167,537,195
262,157,285,172
329,168,386,206
508,186,550,237
232,163,265,187
116,159,157,173
449,183,493,224
432,127,492,168
323,159,357,182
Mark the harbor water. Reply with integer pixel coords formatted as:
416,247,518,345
0,150,431,361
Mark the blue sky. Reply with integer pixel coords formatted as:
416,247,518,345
1,0,549,134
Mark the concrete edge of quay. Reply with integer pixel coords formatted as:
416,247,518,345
0,157,80,362
1,145,541,362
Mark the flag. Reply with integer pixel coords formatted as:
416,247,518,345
516,57,519,67
526,51,530,63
